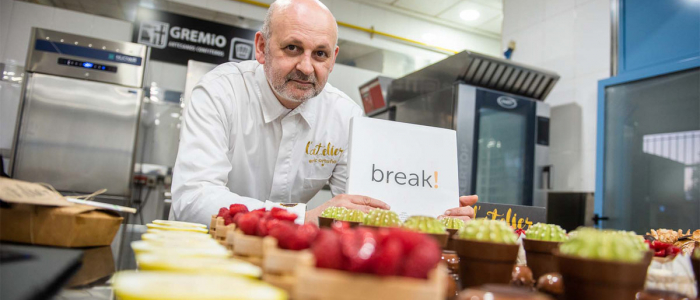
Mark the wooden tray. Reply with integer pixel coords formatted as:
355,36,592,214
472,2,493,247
232,230,264,266
210,215,217,238
294,258,446,300
262,237,314,275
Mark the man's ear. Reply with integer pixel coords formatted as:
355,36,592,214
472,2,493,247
329,45,340,73
255,32,266,64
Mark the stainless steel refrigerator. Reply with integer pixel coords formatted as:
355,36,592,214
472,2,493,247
10,28,149,200
366,51,559,207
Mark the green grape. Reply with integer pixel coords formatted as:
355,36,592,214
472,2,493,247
525,223,568,242
337,209,365,222
456,218,517,244
441,217,465,230
559,228,643,263
363,209,401,227
403,216,447,234
320,206,348,219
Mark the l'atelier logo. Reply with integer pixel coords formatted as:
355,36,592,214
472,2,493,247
306,141,344,156
371,164,438,188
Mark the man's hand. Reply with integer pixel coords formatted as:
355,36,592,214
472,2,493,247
438,195,478,222
305,194,390,224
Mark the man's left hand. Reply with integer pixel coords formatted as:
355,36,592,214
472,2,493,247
438,195,478,222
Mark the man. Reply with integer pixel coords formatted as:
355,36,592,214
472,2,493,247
171,0,477,226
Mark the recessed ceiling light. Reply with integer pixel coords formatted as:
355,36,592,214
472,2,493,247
460,9,481,21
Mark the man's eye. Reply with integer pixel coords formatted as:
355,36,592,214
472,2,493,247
316,51,327,57
286,45,298,51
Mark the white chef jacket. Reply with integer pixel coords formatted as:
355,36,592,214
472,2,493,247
171,60,364,225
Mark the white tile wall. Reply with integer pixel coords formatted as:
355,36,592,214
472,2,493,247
503,0,610,192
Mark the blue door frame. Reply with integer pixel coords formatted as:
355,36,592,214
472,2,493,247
594,57,700,226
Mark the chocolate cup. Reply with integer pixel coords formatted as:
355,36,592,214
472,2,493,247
318,217,334,228
428,232,449,248
453,238,519,288
692,256,699,296
446,229,458,251
554,250,648,300
522,239,561,280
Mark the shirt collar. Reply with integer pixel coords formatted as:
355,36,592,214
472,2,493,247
255,64,291,123
255,64,317,127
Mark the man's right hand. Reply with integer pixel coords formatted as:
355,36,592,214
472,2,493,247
305,194,390,224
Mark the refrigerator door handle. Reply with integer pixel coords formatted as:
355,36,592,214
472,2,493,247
542,165,552,190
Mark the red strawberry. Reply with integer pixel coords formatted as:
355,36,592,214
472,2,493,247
401,236,441,278
250,208,267,217
269,221,297,249
390,229,424,253
228,204,249,217
217,207,229,218
371,236,404,276
286,224,320,250
256,216,273,237
236,213,261,236
222,214,235,226
312,230,343,270
270,208,297,222
232,212,244,226
341,228,377,273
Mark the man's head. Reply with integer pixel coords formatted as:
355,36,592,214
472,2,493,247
255,0,339,108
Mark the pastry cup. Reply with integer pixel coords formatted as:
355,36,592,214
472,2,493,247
522,238,561,280
453,238,519,288
554,250,648,300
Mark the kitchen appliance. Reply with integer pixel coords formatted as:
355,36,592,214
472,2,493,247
363,51,558,207
10,28,149,200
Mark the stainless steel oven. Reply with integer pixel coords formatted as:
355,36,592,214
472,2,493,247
373,51,559,207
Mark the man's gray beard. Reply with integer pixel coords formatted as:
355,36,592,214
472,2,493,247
264,53,322,104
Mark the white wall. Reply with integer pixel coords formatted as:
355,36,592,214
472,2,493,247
502,0,610,192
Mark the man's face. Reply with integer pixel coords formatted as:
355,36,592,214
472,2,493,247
255,6,339,104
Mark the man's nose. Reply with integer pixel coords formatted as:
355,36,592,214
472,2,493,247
296,53,314,76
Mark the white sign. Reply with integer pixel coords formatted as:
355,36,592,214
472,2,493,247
345,117,459,220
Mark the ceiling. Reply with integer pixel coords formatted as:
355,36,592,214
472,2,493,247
351,0,503,35
17,0,502,35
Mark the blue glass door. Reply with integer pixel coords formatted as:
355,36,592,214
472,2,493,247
602,68,700,232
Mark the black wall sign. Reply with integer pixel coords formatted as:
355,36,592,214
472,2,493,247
473,202,546,230
133,8,257,66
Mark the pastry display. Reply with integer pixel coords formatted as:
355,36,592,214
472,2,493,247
555,228,650,300
112,271,287,300
336,209,366,223
525,223,567,242
216,204,250,225
559,228,643,263
646,229,700,255
403,216,447,234
320,206,348,219
454,219,520,288
511,265,535,288
441,217,465,230
458,284,554,300
535,273,563,297
522,223,567,280
362,209,402,227
457,218,518,244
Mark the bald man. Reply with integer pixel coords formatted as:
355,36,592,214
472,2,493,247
171,0,477,225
